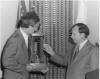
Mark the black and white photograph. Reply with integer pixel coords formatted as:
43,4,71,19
0,0,99,79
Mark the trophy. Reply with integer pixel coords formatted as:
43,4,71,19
28,33,48,73
30,33,44,63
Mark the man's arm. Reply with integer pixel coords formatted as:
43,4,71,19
91,47,99,70
50,53,68,66
43,44,68,66
2,38,26,73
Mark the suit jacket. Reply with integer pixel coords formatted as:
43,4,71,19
1,29,30,79
51,41,99,79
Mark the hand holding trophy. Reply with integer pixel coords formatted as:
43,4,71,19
26,63,48,73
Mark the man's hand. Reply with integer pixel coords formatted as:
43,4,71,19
43,44,55,56
26,63,48,73
26,64,33,71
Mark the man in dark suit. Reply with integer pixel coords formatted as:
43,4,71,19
1,11,42,79
44,23,99,79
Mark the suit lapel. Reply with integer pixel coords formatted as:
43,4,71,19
15,29,28,55
72,41,93,64
16,29,28,49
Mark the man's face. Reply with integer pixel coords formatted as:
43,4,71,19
27,20,40,35
71,26,83,44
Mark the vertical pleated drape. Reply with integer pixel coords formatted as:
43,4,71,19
29,0,73,79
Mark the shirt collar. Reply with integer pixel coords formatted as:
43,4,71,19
79,39,88,51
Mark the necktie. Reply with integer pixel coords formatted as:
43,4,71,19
72,46,79,61
28,35,32,60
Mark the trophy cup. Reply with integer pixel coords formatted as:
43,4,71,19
29,33,48,73
30,33,44,63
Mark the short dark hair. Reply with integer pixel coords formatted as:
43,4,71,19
16,11,40,29
71,23,90,38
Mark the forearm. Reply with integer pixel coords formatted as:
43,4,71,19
43,44,68,66
2,57,27,73
50,53,68,66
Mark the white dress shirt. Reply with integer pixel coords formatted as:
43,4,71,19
79,39,88,51
20,28,28,47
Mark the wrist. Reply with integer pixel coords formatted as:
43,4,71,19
50,51,55,56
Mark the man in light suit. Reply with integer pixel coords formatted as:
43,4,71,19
44,23,99,79
1,11,41,79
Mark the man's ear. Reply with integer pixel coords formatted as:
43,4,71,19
28,25,33,29
81,33,85,39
